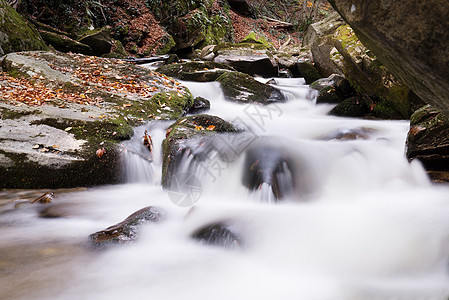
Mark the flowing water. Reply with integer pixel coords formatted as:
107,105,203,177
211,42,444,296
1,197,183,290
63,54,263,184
1,77,449,299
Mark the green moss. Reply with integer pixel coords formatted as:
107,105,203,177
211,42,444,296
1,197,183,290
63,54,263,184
0,1,48,54
156,35,176,54
149,90,194,119
240,32,273,50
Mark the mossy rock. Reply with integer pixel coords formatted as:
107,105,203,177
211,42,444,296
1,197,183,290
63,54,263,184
216,71,285,104
78,27,113,56
156,34,176,55
162,114,238,187
156,61,235,82
150,90,194,119
240,32,274,50
329,96,370,118
406,105,449,182
39,30,92,54
102,39,128,59
0,0,48,54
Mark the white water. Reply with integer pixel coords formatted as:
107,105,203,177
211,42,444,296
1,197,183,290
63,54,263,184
1,78,449,300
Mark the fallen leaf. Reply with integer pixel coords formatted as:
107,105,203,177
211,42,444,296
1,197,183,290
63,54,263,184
96,148,106,158
64,127,72,132
206,125,215,131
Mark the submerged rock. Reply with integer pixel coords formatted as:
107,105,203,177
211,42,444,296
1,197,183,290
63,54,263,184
162,114,238,188
31,192,54,204
406,105,449,183
89,206,163,247
189,97,211,114
216,71,285,104
242,143,296,200
192,222,241,248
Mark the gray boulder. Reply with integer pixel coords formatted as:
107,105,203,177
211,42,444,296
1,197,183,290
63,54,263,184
328,0,449,118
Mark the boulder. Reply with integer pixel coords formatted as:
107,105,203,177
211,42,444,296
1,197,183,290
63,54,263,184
156,61,235,82
78,27,113,56
0,0,48,55
0,51,193,188
302,12,345,48
307,18,425,119
162,114,237,188
213,42,277,77
310,74,355,104
329,96,370,118
89,206,163,247
216,71,285,104
242,143,296,200
188,97,211,114
328,0,449,118
38,30,92,54
406,105,449,182
192,222,241,248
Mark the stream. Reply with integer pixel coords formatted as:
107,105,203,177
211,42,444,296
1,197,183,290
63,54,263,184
1,76,449,299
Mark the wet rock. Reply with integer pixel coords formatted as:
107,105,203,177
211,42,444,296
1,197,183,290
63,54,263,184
328,0,449,118
213,41,277,77
162,114,238,188
310,74,355,104
192,222,241,248
320,127,376,141
189,97,211,114
156,61,235,82
0,51,193,188
78,27,113,56
89,206,163,247
31,192,54,204
329,96,370,118
242,144,296,200
0,0,48,55
216,71,285,104
406,105,449,183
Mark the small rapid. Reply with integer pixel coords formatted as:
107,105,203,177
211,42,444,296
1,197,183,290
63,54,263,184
1,77,449,300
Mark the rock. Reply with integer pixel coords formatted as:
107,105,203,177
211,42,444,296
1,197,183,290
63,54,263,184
296,57,322,84
0,51,193,188
216,71,285,104
329,96,370,118
0,0,48,55
213,41,277,77
320,127,376,141
192,222,241,248
200,45,216,60
242,143,296,200
148,2,233,52
328,0,449,118
31,192,54,204
406,105,449,182
310,74,355,104
302,12,345,48
38,30,92,54
307,16,425,119
189,97,211,114
162,114,237,188
156,61,235,82
89,206,163,247
78,27,113,56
